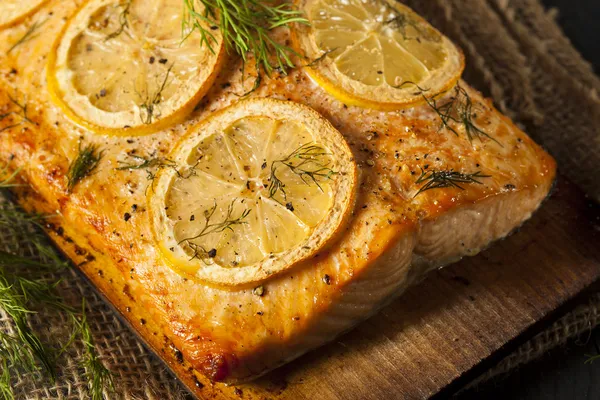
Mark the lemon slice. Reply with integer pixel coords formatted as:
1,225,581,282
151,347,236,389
292,0,465,110
149,99,357,286
0,0,47,29
47,0,225,135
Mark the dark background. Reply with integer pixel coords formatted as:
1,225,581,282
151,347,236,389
457,1,600,399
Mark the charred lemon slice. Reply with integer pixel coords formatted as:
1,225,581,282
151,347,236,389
0,0,47,29
149,99,357,286
292,0,464,110
47,0,224,135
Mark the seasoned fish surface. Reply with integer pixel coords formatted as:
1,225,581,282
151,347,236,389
0,0,555,389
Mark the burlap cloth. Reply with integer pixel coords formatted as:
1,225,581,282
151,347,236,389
2,0,599,398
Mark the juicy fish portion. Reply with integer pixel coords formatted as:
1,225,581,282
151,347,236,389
0,0,555,385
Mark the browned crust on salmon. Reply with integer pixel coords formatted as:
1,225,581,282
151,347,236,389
0,0,556,391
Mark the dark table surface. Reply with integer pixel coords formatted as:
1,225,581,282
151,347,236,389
457,1,600,399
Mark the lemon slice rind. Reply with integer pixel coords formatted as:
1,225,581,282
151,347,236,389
292,0,465,111
149,98,357,287
47,0,225,136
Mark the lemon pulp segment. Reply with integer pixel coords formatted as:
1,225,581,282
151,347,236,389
149,99,357,286
293,0,464,110
47,0,224,134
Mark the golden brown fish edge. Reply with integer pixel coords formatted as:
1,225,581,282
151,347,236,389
5,183,237,400
2,152,556,398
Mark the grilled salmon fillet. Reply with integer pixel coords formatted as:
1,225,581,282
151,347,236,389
0,0,555,390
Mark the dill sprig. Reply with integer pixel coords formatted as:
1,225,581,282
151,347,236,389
383,7,438,42
0,201,114,399
105,0,132,41
7,19,47,54
71,302,114,400
137,64,174,125
0,271,57,382
414,168,490,197
0,94,32,134
117,155,177,180
393,80,430,93
268,143,336,200
586,354,600,364
0,332,37,374
305,48,337,68
423,84,501,145
0,165,22,189
66,144,103,192
182,0,309,87
179,199,251,245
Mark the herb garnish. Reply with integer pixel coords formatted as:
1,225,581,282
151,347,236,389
305,48,337,68
0,94,32,133
268,143,336,201
105,0,133,41
66,144,103,192
0,190,113,399
383,6,438,42
117,155,176,178
71,301,115,400
7,19,47,54
137,64,174,125
0,271,58,382
414,168,490,197
182,0,309,90
179,199,251,246
0,165,21,189
423,84,500,145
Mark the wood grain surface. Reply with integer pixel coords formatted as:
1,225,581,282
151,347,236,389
215,176,599,400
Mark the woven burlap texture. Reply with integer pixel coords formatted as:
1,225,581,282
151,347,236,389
0,199,190,400
2,0,599,399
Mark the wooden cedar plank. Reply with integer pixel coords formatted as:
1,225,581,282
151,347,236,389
220,177,600,400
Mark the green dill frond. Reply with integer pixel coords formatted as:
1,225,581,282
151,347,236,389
0,94,32,134
0,209,46,229
179,199,251,244
585,354,600,364
105,0,133,41
393,80,430,93
0,332,37,373
137,64,174,125
0,358,15,400
383,6,438,43
0,165,22,189
0,272,56,382
268,143,336,200
0,203,112,398
7,19,47,54
72,301,114,400
117,154,177,180
66,144,103,192
183,0,309,88
422,84,501,145
414,168,490,197
0,249,62,270
305,48,337,68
